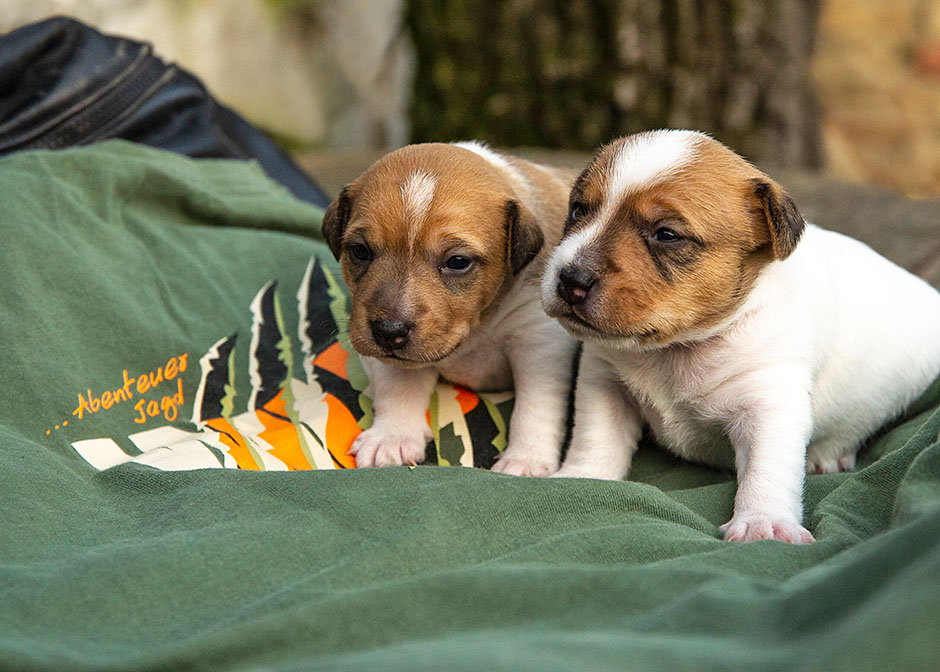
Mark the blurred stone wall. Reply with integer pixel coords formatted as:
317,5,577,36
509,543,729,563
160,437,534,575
3,0,940,196
815,0,940,197
0,0,414,149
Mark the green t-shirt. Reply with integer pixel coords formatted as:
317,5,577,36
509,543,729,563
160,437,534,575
2,142,940,672
2,141,512,476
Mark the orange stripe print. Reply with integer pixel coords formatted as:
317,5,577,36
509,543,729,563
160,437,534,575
205,417,260,470
257,391,313,470
324,393,360,468
314,342,349,380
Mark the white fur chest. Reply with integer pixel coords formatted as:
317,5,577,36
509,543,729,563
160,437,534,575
602,344,738,469
437,333,513,391
435,279,542,392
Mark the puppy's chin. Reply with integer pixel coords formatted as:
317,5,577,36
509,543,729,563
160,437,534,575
373,354,447,370
379,348,458,368
545,301,661,350
560,316,662,350
555,304,750,351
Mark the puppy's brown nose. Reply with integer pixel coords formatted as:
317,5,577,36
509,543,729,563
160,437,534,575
558,266,596,305
371,319,412,351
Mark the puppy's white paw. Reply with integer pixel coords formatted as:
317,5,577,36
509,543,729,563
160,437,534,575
349,428,428,468
806,452,857,475
490,453,557,478
719,515,815,544
550,463,624,481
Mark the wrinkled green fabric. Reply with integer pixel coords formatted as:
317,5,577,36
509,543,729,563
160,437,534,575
1,142,939,672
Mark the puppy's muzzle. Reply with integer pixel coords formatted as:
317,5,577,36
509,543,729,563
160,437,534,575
371,319,413,351
557,265,596,306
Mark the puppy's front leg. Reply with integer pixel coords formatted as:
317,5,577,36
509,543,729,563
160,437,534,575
551,345,643,481
491,331,575,477
349,357,438,468
719,384,815,544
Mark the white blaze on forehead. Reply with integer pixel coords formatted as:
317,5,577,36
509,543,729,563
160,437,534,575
608,129,699,198
400,171,437,241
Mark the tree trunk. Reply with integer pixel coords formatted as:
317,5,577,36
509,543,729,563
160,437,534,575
407,0,822,168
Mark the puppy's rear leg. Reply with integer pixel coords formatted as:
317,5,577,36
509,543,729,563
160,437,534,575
550,345,642,481
805,438,859,474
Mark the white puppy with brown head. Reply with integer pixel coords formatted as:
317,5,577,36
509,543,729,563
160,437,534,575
542,129,940,543
322,142,577,475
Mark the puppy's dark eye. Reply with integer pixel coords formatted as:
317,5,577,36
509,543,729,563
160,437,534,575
444,255,473,272
563,202,587,235
653,228,681,242
348,243,373,261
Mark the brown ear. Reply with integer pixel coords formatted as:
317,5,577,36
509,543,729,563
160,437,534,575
321,185,355,260
751,178,806,260
505,199,544,274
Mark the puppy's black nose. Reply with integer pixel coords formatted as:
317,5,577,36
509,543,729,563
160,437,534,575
557,266,596,305
371,319,412,351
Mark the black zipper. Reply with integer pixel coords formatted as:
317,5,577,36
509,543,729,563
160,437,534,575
0,43,170,152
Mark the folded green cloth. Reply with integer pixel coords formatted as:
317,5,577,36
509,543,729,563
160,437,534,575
2,142,939,671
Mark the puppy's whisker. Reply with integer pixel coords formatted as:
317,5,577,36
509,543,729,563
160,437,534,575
336,334,355,352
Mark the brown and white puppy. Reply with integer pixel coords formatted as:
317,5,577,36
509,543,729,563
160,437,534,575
542,130,940,543
322,142,578,475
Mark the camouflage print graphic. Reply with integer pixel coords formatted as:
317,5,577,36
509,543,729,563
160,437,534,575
71,257,513,472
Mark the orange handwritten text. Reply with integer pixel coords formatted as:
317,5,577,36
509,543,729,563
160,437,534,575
72,354,189,423
133,378,185,424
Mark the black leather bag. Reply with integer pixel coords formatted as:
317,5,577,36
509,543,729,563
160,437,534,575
0,16,331,208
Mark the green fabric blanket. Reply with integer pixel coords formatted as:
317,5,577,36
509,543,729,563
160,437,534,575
2,142,940,671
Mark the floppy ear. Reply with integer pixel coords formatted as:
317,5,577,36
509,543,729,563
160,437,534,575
751,178,806,260
321,185,355,260
505,199,545,275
